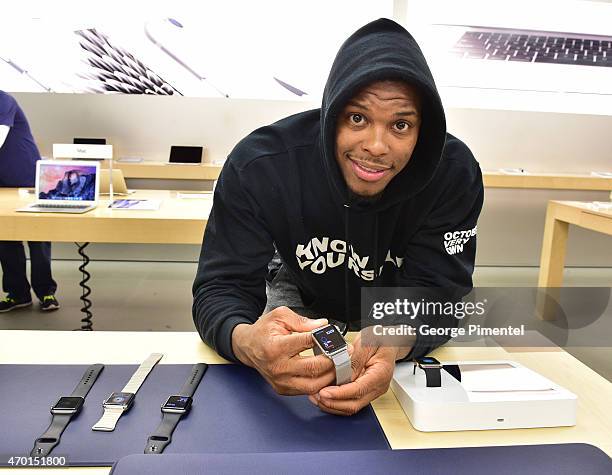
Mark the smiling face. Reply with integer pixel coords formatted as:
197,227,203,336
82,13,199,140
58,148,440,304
335,80,421,198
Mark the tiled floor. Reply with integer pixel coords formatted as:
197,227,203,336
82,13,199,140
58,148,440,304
1,261,610,381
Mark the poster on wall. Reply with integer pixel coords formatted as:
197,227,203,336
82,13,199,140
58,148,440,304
0,1,393,100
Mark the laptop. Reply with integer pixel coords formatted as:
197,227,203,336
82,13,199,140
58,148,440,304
100,169,129,195
408,0,612,95
168,146,203,165
17,160,100,214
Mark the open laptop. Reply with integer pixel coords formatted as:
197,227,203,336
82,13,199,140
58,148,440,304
409,0,612,95
168,145,203,165
17,160,100,214
100,169,129,195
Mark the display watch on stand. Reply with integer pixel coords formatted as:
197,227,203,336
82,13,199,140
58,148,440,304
413,356,462,387
312,324,351,385
31,364,104,456
144,363,208,454
92,353,163,431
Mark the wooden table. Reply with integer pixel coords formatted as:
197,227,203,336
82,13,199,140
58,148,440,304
0,189,210,244
0,330,610,473
537,201,612,319
483,172,612,191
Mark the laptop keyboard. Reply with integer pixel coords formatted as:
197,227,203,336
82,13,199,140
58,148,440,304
35,203,91,209
453,29,612,67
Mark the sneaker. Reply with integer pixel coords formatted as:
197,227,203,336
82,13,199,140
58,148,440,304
40,295,60,312
0,296,33,313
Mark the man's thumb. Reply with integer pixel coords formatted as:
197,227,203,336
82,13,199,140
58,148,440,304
281,311,327,333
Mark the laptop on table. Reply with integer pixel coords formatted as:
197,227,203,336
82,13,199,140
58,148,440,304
17,160,100,214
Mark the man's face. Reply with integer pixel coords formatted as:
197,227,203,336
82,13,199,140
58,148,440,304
335,80,421,198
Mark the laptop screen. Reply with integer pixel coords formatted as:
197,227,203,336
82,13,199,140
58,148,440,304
38,162,98,202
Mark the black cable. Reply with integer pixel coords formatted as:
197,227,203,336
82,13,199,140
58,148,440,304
74,242,93,331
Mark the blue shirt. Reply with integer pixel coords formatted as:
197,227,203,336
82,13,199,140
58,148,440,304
0,91,40,187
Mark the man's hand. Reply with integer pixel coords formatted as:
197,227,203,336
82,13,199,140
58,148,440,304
308,329,413,416
231,306,336,396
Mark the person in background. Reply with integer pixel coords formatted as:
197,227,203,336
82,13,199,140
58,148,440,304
0,90,59,313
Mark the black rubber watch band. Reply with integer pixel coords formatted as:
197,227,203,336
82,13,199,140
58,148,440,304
413,363,461,387
178,363,207,396
443,364,461,382
31,364,104,456
422,366,442,387
144,363,207,454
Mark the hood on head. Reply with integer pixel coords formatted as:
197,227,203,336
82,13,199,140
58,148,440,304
320,18,446,211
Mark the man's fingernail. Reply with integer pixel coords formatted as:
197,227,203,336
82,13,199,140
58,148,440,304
315,393,320,402
320,390,331,399
314,318,328,325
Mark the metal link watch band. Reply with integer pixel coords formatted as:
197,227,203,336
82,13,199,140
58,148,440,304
122,353,164,394
144,363,208,454
313,345,352,385
91,406,124,431
92,353,163,431
331,349,352,385
31,364,104,456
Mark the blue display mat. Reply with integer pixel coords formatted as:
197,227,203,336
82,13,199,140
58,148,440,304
0,364,389,466
109,445,612,475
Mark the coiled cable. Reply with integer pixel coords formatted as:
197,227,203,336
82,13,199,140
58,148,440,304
74,242,93,331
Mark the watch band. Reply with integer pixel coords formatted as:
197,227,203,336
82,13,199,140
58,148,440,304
331,349,352,385
122,353,164,394
422,366,442,387
91,406,124,431
31,364,104,456
92,353,163,431
314,345,352,385
145,413,182,453
144,363,208,454
413,363,462,387
443,364,461,382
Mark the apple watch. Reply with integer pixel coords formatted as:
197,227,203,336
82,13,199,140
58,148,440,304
413,356,462,387
31,364,104,456
312,324,351,385
92,353,163,431
144,363,208,454
414,356,443,387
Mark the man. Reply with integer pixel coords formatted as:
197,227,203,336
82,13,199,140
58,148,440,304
193,19,483,415
0,90,59,312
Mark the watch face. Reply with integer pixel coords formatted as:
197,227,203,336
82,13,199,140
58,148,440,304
162,395,192,412
52,396,84,413
104,392,135,408
417,356,441,367
313,325,347,353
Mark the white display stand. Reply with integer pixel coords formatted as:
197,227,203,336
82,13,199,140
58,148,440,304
52,143,113,160
391,360,577,432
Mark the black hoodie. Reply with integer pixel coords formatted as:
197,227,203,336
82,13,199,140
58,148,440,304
192,18,484,362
